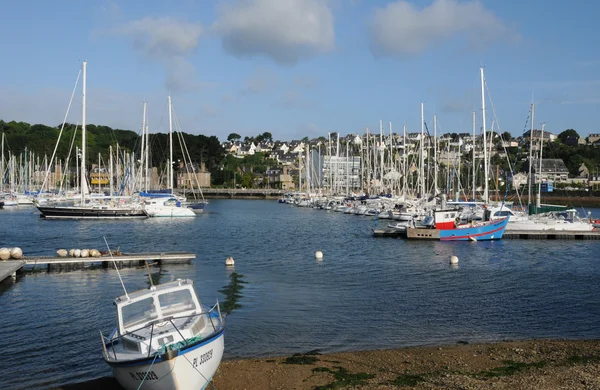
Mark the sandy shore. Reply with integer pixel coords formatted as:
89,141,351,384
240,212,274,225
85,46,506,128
55,339,600,390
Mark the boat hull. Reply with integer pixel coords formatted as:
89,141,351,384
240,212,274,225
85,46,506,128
187,202,206,214
108,331,224,390
407,218,509,241
37,206,148,219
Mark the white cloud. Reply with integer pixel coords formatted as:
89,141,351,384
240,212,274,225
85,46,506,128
112,17,203,91
369,0,519,57
214,0,335,65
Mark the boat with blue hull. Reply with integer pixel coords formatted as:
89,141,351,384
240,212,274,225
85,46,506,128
407,209,509,241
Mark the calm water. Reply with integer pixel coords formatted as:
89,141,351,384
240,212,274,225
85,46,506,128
1,200,600,389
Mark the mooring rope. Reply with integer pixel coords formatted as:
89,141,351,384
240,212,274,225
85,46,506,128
136,354,159,390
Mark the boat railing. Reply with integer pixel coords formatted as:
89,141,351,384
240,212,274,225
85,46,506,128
100,301,224,362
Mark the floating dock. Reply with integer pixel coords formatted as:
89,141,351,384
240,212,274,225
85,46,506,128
502,231,600,240
373,228,600,240
0,261,26,283
0,252,196,283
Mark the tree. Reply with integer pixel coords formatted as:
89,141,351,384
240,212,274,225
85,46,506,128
227,133,241,142
558,129,579,144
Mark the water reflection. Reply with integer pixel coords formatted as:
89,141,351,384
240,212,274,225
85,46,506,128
219,272,246,315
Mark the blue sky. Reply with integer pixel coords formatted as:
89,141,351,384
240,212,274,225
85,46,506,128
0,0,598,141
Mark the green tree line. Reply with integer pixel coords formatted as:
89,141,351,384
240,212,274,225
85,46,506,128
0,120,225,171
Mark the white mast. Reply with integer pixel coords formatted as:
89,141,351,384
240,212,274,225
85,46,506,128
472,111,476,201
420,102,425,197
140,101,147,192
1,133,4,192
80,61,87,205
536,122,545,208
168,96,173,192
109,145,114,197
97,153,101,194
145,123,149,192
528,103,535,205
403,124,407,196
480,67,489,204
456,132,461,202
433,113,437,195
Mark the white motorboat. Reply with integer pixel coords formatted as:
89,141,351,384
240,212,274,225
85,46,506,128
143,197,196,217
101,278,225,390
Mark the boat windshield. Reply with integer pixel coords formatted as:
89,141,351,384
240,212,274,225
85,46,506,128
122,297,159,329
158,289,196,317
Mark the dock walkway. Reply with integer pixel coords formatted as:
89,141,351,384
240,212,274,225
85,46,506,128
0,261,26,282
373,228,600,240
0,252,196,283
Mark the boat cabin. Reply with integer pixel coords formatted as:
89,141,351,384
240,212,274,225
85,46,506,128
111,279,207,356
433,209,460,230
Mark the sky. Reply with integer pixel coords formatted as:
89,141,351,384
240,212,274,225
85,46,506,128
0,0,598,141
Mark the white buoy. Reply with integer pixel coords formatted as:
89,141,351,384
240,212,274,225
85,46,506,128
10,247,23,259
74,249,81,258
81,249,89,258
225,257,235,266
0,248,9,261
450,255,459,265
90,249,100,257
69,249,76,257
315,250,323,260
56,249,68,257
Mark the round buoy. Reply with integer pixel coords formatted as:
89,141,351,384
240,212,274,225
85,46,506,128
450,255,459,265
81,249,89,258
69,249,76,257
74,249,81,258
225,257,235,266
56,249,68,257
0,248,9,261
90,249,100,257
10,247,23,259
315,250,323,260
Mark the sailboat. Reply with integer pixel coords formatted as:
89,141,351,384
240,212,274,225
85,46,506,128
141,96,195,217
37,61,147,219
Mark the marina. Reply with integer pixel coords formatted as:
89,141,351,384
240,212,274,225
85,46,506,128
2,200,600,389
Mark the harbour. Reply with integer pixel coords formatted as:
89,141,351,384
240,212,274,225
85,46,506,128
2,200,600,389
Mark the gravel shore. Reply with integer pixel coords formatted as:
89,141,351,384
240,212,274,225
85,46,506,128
55,339,600,390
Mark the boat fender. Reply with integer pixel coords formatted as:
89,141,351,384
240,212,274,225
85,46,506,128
74,249,82,258
57,249,68,257
81,249,89,258
10,247,23,259
69,249,76,257
0,248,9,261
161,348,179,361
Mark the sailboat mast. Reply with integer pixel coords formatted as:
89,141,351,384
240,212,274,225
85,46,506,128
145,123,149,192
536,122,545,208
420,102,425,197
472,111,476,201
109,145,114,197
168,96,173,192
528,103,535,205
80,61,87,205
1,133,4,192
141,101,147,192
433,114,437,195
403,124,407,196
480,67,489,204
